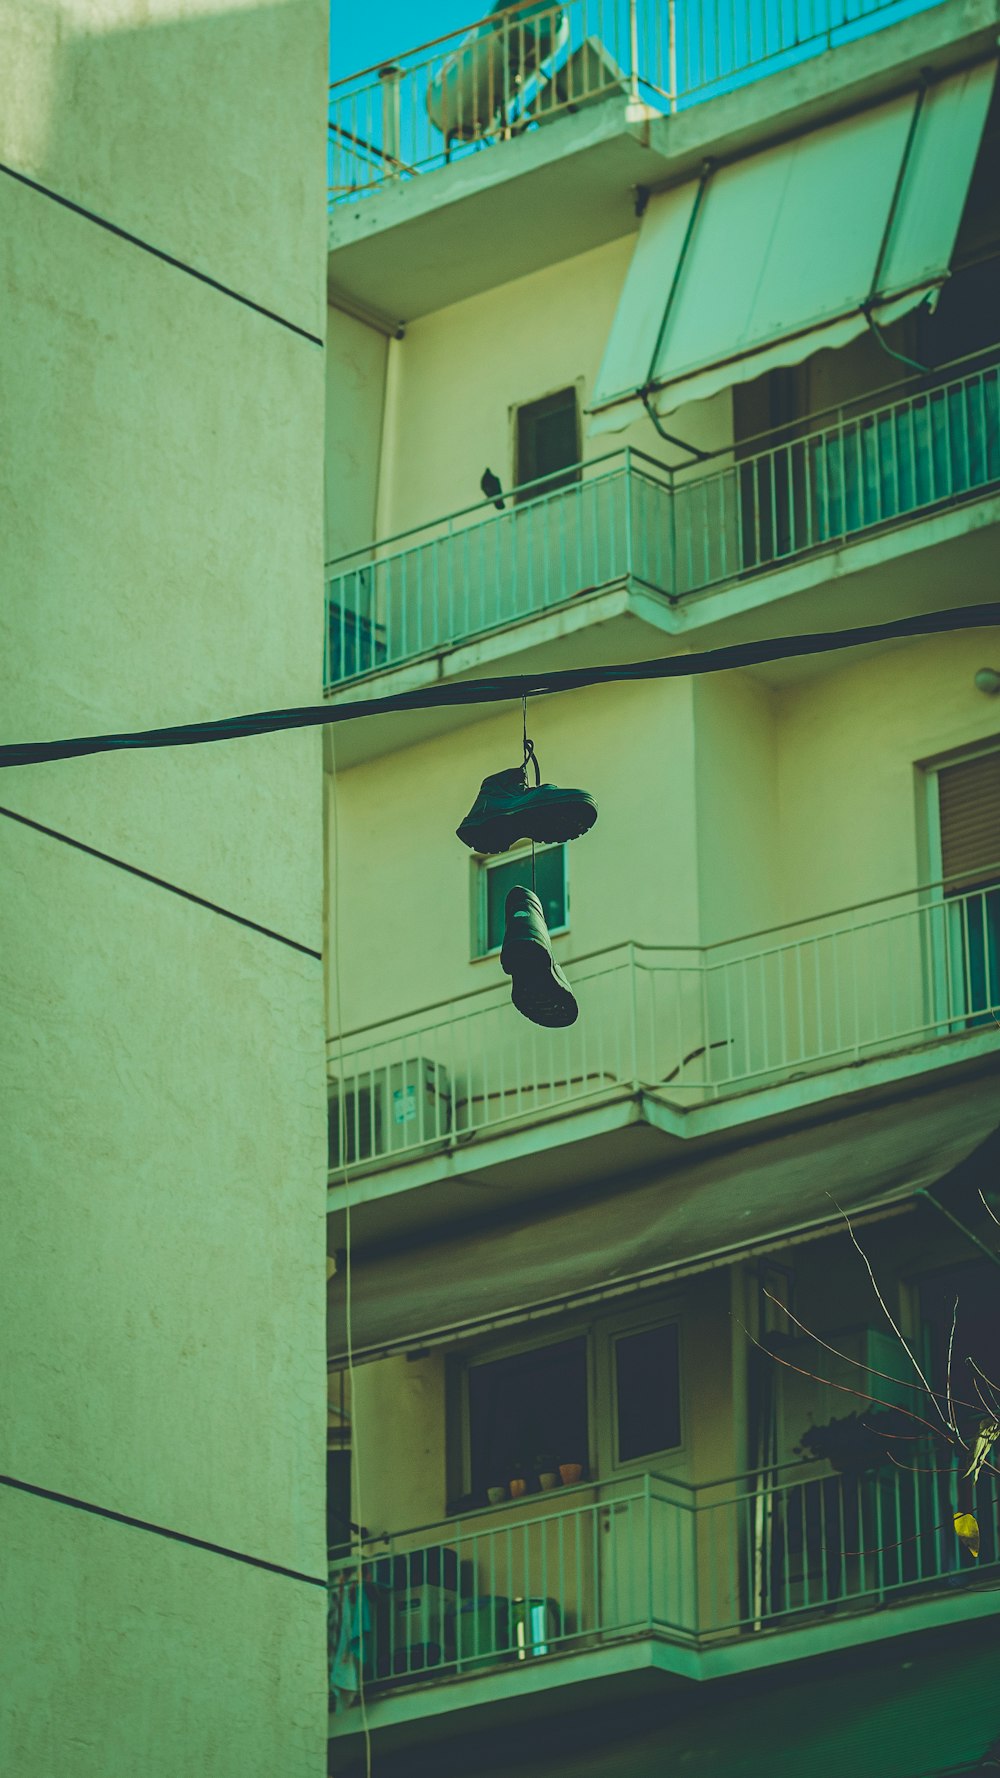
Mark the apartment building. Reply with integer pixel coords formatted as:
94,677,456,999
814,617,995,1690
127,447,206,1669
324,2,1000,1773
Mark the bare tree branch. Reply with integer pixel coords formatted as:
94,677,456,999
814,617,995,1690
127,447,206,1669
831,1196,951,1431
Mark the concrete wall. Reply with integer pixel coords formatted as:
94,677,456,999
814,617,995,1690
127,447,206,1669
0,3,328,1774
325,676,699,1034
325,305,388,562
368,235,732,545
775,630,1000,918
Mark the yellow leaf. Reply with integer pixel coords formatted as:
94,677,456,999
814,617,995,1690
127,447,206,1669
954,1512,980,1558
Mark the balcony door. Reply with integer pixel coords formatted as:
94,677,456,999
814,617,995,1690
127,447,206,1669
926,746,1000,1032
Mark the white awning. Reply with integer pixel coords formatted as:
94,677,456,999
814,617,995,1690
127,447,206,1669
329,1075,999,1365
590,62,995,432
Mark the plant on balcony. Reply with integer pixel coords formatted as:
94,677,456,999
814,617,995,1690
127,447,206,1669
505,1457,533,1499
558,1458,585,1486
535,1453,560,1491
794,1410,898,1475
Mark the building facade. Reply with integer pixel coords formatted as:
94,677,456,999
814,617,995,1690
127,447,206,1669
1,3,329,1774
325,2,1000,1773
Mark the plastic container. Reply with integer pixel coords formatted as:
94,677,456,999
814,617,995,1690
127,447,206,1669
511,1596,559,1659
457,1596,511,1671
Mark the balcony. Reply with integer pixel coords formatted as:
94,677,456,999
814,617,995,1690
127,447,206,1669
329,1454,1000,1739
328,0,944,205
324,354,1000,724
327,876,1000,1190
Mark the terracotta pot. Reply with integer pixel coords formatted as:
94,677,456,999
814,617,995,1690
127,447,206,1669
509,1477,528,1498
538,1471,559,1491
487,1486,507,1505
559,1463,584,1486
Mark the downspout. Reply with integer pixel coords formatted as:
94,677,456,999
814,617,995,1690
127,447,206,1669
374,330,404,544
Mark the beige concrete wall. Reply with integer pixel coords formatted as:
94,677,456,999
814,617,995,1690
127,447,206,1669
325,305,388,562
0,3,328,1774
692,672,781,945
775,629,1000,918
326,676,699,1034
372,235,732,543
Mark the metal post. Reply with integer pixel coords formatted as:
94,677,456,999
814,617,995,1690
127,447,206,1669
378,64,402,178
628,0,640,107
668,0,677,113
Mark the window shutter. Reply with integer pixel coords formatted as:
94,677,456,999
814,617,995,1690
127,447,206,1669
938,749,1000,889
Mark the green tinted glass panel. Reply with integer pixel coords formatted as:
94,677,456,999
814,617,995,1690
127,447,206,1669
485,846,565,952
615,1324,681,1461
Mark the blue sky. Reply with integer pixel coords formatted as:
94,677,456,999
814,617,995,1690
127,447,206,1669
329,1,475,82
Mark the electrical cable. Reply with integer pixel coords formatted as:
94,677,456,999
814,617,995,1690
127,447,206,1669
3,604,997,769
0,157,323,348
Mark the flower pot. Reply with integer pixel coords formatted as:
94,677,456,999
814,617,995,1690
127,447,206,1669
486,1486,507,1505
559,1463,583,1486
537,1471,559,1491
509,1478,528,1499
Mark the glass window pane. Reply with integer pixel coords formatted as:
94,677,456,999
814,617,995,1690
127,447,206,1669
468,1338,587,1495
516,389,580,500
485,846,565,953
615,1324,681,1462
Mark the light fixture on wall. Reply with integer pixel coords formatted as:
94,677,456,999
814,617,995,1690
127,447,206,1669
974,667,1000,695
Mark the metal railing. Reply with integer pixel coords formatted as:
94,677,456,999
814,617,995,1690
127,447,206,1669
329,0,943,203
324,355,1000,688
329,1451,997,1693
327,876,1000,1172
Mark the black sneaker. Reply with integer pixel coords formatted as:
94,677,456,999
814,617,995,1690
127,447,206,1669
501,886,578,1028
456,763,597,854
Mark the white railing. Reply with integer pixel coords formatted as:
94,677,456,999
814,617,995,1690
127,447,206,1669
330,1451,996,1690
329,0,944,203
324,356,1000,687
327,877,1000,1171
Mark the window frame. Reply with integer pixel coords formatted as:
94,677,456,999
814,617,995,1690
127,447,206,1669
919,737,1000,1031
511,383,583,504
450,1297,687,1506
470,839,569,961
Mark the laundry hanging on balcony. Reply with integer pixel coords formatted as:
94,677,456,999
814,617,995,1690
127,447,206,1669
588,61,995,432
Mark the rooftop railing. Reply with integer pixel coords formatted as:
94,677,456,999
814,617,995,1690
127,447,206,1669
329,0,944,204
327,874,1000,1172
324,353,1000,689
329,1450,995,1697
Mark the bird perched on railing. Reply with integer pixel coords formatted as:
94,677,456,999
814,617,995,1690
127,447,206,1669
481,468,505,510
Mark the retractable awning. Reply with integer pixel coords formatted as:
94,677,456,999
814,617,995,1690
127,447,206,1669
589,62,995,433
328,1073,999,1366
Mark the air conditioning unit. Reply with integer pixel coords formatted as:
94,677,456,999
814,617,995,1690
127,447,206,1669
328,1059,451,1167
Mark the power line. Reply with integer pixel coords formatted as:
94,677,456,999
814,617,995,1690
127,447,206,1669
3,604,998,769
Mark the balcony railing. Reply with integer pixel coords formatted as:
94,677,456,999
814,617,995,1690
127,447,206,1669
329,0,943,203
327,876,1000,1172
330,1452,996,1696
324,355,1000,688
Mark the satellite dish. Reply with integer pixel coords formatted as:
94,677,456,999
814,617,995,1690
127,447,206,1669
427,1,568,144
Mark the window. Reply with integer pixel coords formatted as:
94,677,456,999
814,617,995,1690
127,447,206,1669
515,388,580,502
467,1338,588,1496
474,842,567,957
613,1322,681,1463
929,745,1000,1027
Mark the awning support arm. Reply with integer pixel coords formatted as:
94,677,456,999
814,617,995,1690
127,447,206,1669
862,74,933,374
637,159,716,462
917,1187,1000,1270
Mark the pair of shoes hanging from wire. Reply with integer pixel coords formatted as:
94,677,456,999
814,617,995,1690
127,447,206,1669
455,704,598,1028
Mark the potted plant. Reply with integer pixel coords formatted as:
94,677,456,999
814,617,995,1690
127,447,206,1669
486,1478,507,1506
558,1457,585,1486
535,1453,560,1491
508,1459,530,1499
794,1410,896,1475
